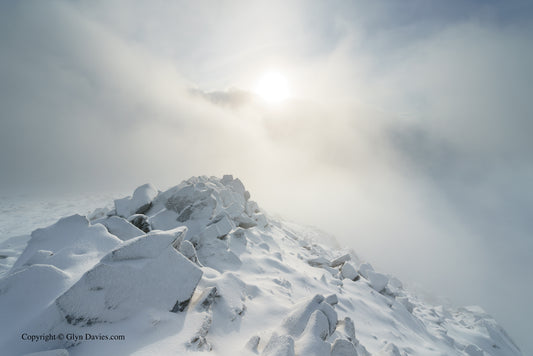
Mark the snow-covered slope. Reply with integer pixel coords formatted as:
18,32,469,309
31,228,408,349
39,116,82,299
0,176,522,356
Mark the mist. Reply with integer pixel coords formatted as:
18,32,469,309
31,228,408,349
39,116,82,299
1,1,532,353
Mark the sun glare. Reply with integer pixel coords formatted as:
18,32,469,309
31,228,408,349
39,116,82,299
254,71,290,103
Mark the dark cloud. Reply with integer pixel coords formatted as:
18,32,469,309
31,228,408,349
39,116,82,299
189,88,255,109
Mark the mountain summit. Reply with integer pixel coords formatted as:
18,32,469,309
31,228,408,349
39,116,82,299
0,175,521,356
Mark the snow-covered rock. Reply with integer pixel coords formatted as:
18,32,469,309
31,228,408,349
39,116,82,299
93,216,144,241
55,227,202,325
0,264,70,335
330,253,351,268
325,294,339,306
262,334,295,356
282,295,326,337
340,262,359,281
201,213,235,240
365,270,389,292
357,262,374,279
12,214,121,275
308,257,330,268
331,339,358,356
178,239,201,265
336,317,356,343
318,301,338,335
296,310,331,356
114,183,157,218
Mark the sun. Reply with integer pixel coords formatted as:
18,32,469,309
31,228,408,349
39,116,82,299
254,71,290,103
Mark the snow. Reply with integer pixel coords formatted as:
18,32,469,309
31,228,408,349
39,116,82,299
0,175,523,356
12,214,121,280
329,254,351,268
282,294,326,337
114,184,158,218
23,350,69,356
331,339,357,356
340,262,358,281
56,228,202,325
296,310,331,356
262,334,295,356
92,216,144,241
365,270,389,293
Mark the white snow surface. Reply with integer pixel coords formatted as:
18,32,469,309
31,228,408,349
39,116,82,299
0,175,522,356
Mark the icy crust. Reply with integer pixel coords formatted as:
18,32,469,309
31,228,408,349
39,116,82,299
0,175,523,356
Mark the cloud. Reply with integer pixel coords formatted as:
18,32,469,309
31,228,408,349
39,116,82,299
1,0,532,353
189,88,255,109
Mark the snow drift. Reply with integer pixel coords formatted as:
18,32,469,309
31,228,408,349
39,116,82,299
0,175,522,356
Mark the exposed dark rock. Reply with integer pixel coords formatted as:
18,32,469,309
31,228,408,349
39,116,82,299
128,214,151,233
135,202,152,215
171,298,191,313
196,286,219,312
187,315,213,351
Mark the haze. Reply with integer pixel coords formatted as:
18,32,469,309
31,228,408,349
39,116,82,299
1,1,532,354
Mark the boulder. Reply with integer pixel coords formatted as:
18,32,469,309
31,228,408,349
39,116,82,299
93,216,144,241
337,317,356,342
296,310,332,356
262,334,295,356
253,213,268,228
357,263,374,279
340,262,358,281
55,228,202,325
235,214,258,229
246,201,260,216
331,339,358,356
308,257,330,268
282,294,325,337
114,184,157,218
202,214,235,240
12,214,121,274
318,301,338,335
325,294,339,306
178,240,200,265
330,254,351,268
366,270,389,292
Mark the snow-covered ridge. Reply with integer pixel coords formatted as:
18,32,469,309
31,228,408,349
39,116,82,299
0,175,522,356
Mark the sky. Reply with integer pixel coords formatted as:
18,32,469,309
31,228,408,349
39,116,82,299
1,0,533,353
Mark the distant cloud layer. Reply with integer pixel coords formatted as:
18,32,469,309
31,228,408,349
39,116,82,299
1,1,532,353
